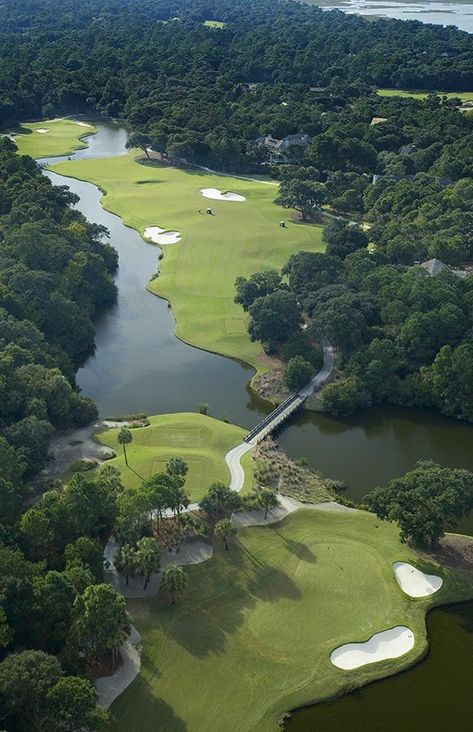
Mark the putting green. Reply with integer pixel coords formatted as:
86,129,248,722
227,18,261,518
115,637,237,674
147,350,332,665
97,413,252,500
110,509,471,732
51,152,324,373
377,89,473,103
12,118,95,158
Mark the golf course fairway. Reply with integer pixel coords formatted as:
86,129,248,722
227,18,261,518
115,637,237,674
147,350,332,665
109,509,471,732
13,118,95,158
377,89,473,103
97,413,252,500
51,152,324,373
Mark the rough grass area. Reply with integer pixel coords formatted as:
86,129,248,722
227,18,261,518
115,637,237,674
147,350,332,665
97,413,251,501
12,118,95,158
377,89,473,103
252,438,335,503
110,509,473,732
252,368,290,404
51,152,324,374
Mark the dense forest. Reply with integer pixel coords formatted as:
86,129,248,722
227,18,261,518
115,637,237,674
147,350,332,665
0,0,472,140
237,217,473,421
0,137,117,490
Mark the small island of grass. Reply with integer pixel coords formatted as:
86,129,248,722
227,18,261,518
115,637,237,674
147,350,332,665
97,412,252,501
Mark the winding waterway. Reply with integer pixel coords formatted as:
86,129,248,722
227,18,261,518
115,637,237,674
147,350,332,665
43,122,473,729
43,121,473,532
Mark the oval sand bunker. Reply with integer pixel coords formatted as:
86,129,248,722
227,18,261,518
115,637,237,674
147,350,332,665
36,128,50,134
330,626,414,670
200,188,246,202
144,226,181,245
393,562,443,598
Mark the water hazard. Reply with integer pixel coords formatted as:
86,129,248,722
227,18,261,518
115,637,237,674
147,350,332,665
44,122,473,534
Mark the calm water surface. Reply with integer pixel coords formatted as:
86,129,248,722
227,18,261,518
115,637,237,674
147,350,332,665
287,601,473,731
319,0,473,33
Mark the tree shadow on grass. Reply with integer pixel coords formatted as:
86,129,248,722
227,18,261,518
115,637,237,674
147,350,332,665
166,538,302,658
271,527,317,564
235,540,303,601
111,675,187,731
165,557,253,658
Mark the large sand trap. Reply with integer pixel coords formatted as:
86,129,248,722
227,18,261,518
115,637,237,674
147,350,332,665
144,226,181,245
200,187,246,202
36,128,50,134
330,626,414,670
393,562,443,598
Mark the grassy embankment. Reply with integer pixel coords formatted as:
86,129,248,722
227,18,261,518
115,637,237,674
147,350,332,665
377,89,473,103
12,118,95,158
110,508,473,732
97,413,253,501
51,152,324,375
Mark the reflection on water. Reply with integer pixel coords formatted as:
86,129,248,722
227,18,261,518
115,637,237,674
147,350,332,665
286,601,473,732
279,405,473,534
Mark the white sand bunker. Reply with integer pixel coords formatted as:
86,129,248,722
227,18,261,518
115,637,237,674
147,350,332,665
330,626,414,670
36,128,50,134
200,187,246,202
76,121,90,127
393,562,443,598
144,226,181,245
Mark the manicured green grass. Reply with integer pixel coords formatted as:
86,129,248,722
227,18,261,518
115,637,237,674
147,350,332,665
110,508,472,732
12,118,95,159
203,19,225,28
97,413,252,500
377,88,473,103
51,153,324,372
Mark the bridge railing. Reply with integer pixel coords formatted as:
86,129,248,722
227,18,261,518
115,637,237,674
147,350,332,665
245,391,304,444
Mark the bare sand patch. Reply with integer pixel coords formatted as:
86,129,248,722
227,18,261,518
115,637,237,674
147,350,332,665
36,128,50,134
330,626,415,670
144,225,181,245
393,561,443,598
200,187,246,202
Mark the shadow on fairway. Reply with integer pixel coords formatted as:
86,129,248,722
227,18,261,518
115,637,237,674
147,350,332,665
166,540,301,658
111,675,187,731
271,527,317,564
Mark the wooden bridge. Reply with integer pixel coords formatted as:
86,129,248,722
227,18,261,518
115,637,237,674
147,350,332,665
244,339,334,445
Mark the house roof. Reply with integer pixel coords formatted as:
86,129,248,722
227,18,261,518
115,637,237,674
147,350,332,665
420,258,448,276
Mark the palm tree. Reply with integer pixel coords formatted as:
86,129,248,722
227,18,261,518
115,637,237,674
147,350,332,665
115,543,135,585
166,457,188,479
161,564,187,604
259,488,279,520
134,537,161,590
215,519,237,551
117,427,133,467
